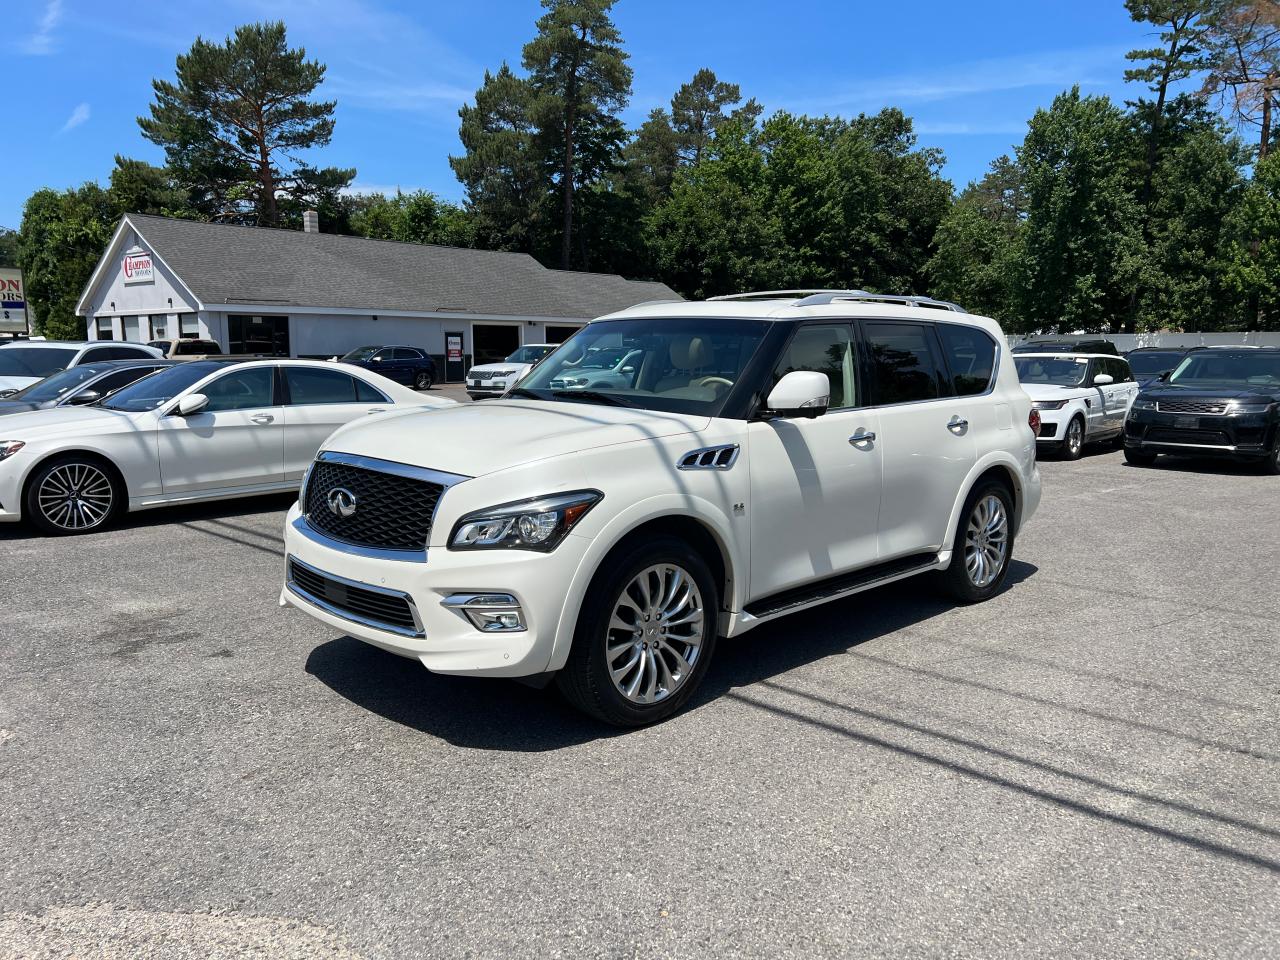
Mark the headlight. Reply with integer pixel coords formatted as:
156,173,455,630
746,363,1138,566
1131,398,1157,411
1033,400,1069,410
0,440,25,462
450,490,602,552
1225,401,1275,414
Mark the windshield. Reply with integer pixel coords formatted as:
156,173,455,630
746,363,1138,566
1168,352,1280,388
0,347,78,379
101,362,223,412
1126,351,1184,377
515,318,768,415
9,364,103,402
506,345,554,364
341,346,382,361
1015,356,1089,386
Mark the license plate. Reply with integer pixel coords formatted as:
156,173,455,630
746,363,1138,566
1174,416,1198,428
470,380,484,387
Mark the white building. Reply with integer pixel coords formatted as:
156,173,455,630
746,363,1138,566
76,213,680,380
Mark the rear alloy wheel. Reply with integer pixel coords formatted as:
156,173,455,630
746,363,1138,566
558,536,718,726
1124,447,1158,467
1060,416,1085,460
414,370,434,390
939,481,1015,603
25,456,121,535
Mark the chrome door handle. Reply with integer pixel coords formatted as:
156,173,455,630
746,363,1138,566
948,417,969,433
849,432,876,445
367,407,387,414
250,414,275,424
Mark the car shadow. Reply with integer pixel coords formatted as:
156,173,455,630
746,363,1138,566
303,560,1039,752
0,492,299,542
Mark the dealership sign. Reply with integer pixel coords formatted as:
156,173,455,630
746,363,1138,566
0,267,27,333
122,246,155,285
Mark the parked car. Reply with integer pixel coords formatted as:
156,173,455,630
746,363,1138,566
546,345,645,391
1123,347,1280,473
1012,337,1120,356
339,345,437,390
1124,346,1190,385
0,341,164,396
0,359,174,416
281,290,1041,726
0,359,454,535
466,344,557,399
1015,353,1139,459
147,338,224,358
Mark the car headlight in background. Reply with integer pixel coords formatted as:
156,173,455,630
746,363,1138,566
1131,398,1157,411
1034,400,1069,410
450,490,602,551
0,441,25,462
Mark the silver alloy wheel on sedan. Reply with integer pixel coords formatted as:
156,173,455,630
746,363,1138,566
1065,418,1084,457
37,462,114,531
964,493,1009,588
605,563,704,705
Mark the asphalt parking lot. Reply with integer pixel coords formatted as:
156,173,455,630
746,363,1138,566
1,447,1277,959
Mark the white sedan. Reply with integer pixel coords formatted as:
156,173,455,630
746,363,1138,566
0,359,453,535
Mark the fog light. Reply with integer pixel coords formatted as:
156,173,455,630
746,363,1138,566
443,593,527,633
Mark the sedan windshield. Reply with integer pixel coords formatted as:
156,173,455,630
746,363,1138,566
100,362,224,412
1014,356,1089,386
9,364,103,402
506,345,554,364
1126,351,1184,377
0,347,78,379
1168,352,1280,388
341,346,382,362
515,318,768,415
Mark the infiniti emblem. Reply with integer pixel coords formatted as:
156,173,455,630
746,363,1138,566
326,487,358,518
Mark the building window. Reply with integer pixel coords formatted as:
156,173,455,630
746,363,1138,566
149,315,169,340
227,314,289,356
179,313,199,339
122,315,147,343
96,317,114,341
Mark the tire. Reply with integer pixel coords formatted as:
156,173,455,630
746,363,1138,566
557,536,719,726
1262,443,1280,476
938,481,1016,604
414,370,433,390
1060,416,1086,460
24,455,123,536
1124,447,1158,467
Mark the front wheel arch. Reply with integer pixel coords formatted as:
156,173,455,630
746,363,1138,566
21,450,129,533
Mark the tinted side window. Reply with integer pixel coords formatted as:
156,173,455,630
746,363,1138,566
87,367,159,396
1112,358,1134,382
864,322,946,405
201,368,275,412
771,324,856,410
936,323,997,396
285,367,359,405
355,378,388,402
393,348,423,360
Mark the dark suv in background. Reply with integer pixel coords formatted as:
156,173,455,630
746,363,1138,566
338,345,437,390
1124,348,1280,473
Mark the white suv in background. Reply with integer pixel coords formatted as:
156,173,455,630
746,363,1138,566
281,291,1041,726
1014,353,1139,459
465,344,557,399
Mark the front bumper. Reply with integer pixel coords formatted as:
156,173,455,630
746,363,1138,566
1035,411,1066,441
280,504,588,677
1124,409,1277,458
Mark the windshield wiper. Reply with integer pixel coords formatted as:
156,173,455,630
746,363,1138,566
550,389,633,407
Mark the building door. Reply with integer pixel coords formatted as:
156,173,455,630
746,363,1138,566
546,325,581,344
472,324,520,365
228,315,290,356
445,331,465,382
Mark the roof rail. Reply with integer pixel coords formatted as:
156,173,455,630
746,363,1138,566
707,289,967,313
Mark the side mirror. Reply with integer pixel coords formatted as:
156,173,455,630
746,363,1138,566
372,355,384,362
1093,373,1114,385
765,370,830,419
66,389,102,406
1157,371,1171,382
177,393,209,416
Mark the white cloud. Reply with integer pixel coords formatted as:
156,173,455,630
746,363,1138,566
22,0,64,55
59,103,91,134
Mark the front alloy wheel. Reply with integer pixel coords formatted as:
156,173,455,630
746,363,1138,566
1061,416,1085,460
26,457,120,535
605,563,705,705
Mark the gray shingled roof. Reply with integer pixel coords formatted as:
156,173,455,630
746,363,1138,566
125,214,680,319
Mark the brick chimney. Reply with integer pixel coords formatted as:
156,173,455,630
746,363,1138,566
303,209,320,233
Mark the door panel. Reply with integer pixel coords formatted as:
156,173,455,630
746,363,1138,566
282,367,388,479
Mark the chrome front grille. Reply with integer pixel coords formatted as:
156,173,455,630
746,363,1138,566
1156,399,1229,414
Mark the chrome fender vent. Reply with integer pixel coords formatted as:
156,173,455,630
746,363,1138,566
678,444,740,471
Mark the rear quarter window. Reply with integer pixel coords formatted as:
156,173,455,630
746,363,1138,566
936,323,997,396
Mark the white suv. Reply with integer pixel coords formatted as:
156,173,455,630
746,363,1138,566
281,291,1041,725
1014,353,1139,459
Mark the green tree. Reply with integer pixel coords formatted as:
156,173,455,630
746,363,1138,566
0,228,17,268
1200,1,1280,158
522,0,632,269
1222,150,1280,327
139,21,354,226
107,156,194,217
670,68,742,165
348,190,475,248
1014,89,1146,333
620,108,680,206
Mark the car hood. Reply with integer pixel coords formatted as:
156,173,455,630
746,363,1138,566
0,405,145,439
1020,382,1093,400
322,399,708,477
0,375,40,392
1140,384,1280,403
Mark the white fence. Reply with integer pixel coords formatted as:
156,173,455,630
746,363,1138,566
1009,332,1280,351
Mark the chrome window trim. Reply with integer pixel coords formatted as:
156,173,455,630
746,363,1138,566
286,554,425,638
314,450,470,488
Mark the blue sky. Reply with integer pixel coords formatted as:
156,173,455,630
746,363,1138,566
7,0,1175,229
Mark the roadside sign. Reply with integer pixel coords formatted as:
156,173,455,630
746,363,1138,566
122,246,154,285
0,267,28,334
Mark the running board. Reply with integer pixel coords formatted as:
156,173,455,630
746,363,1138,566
741,552,940,623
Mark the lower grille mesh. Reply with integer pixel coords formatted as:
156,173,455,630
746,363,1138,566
289,560,419,634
